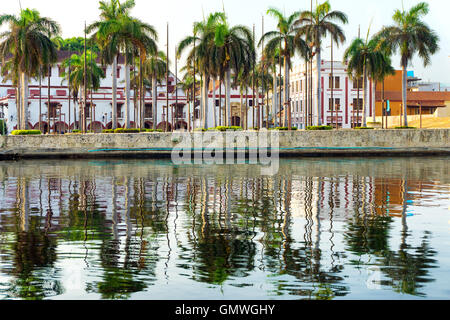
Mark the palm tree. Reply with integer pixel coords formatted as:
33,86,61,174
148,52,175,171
343,29,387,127
261,8,308,128
295,1,347,126
212,17,255,127
87,0,134,130
375,2,439,127
88,0,158,129
140,50,167,130
61,51,106,130
0,8,60,130
178,12,226,129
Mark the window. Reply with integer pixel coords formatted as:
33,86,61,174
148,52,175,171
300,80,303,92
352,98,363,111
249,99,253,107
144,104,153,118
300,100,303,112
353,77,363,89
328,76,340,89
329,98,341,111
215,99,220,107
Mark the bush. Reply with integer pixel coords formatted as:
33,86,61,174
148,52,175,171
72,129,81,133
395,126,417,130
194,128,207,132
11,130,42,136
274,127,298,131
306,126,333,131
354,127,375,130
209,126,243,132
0,120,6,135
146,129,163,133
113,128,141,134
102,129,114,134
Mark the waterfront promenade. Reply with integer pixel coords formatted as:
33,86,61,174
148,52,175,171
1,129,449,160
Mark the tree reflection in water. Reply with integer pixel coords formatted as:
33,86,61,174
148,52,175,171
0,158,447,299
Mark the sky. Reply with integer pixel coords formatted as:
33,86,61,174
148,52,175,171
1,0,449,85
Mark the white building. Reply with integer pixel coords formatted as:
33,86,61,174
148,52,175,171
289,59,376,129
0,51,262,134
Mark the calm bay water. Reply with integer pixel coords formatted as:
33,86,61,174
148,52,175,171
0,157,449,300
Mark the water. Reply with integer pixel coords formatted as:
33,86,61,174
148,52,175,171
0,157,449,300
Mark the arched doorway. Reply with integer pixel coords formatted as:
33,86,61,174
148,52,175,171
88,121,104,133
157,121,172,132
34,122,49,134
52,122,69,133
144,121,153,129
175,121,188,130
231,116,241,127
106,122,122,129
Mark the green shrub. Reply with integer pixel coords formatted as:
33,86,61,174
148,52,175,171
210,126,243,132
274,127,298,131
354,127,375,130
72,129,81,133
306,125,333,131
11,130,42,136
113,128,141,134
194,128,207,132
395,126,417,130
0,120,6,135
146,129,163,133
102,129,114,134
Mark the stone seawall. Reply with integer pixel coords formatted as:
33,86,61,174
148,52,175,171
0,129,449,160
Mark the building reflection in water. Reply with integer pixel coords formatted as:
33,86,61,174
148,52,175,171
0,157,447,299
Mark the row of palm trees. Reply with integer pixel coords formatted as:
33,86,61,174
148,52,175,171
0,1,439,132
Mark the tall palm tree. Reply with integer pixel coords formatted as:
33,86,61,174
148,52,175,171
140,50,167,130
0,8,60,130
178,12,226,129
343,29,386,127
375,2,439,127
261,8,308,127
295,1,347,126
61,51,106,130
88,0,158,129
212,17,255,127
87,0,135,130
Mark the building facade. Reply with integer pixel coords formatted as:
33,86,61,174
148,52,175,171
288,59,376,129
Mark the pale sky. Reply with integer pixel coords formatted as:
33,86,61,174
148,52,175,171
2,0,449,85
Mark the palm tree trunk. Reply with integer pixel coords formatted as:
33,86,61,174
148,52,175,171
362,64,368,127
240,90,243,128
112,55,118,130
16,83,21,131
372,79,376,123
124,54,131,129
272,67,278,128
212,77,217,128
402,65,408,127
203,73,208,129
152,76,157,130
316,46,322,126
225,70,232,127
21,72,29,130
284,56,289,127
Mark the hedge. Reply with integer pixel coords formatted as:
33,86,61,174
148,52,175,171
194,128,207,132
354,127,375,130
209,126,243,132
146,129,163,133
114,128,141,134
395,126,417,130
274,127,298,131
102,129,115,134
11,130,42,135
306,126,333,131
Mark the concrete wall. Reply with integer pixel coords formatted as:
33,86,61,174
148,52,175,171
0,129,449,159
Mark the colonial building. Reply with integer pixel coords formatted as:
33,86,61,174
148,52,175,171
288,60,376,129
0,51,191,133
